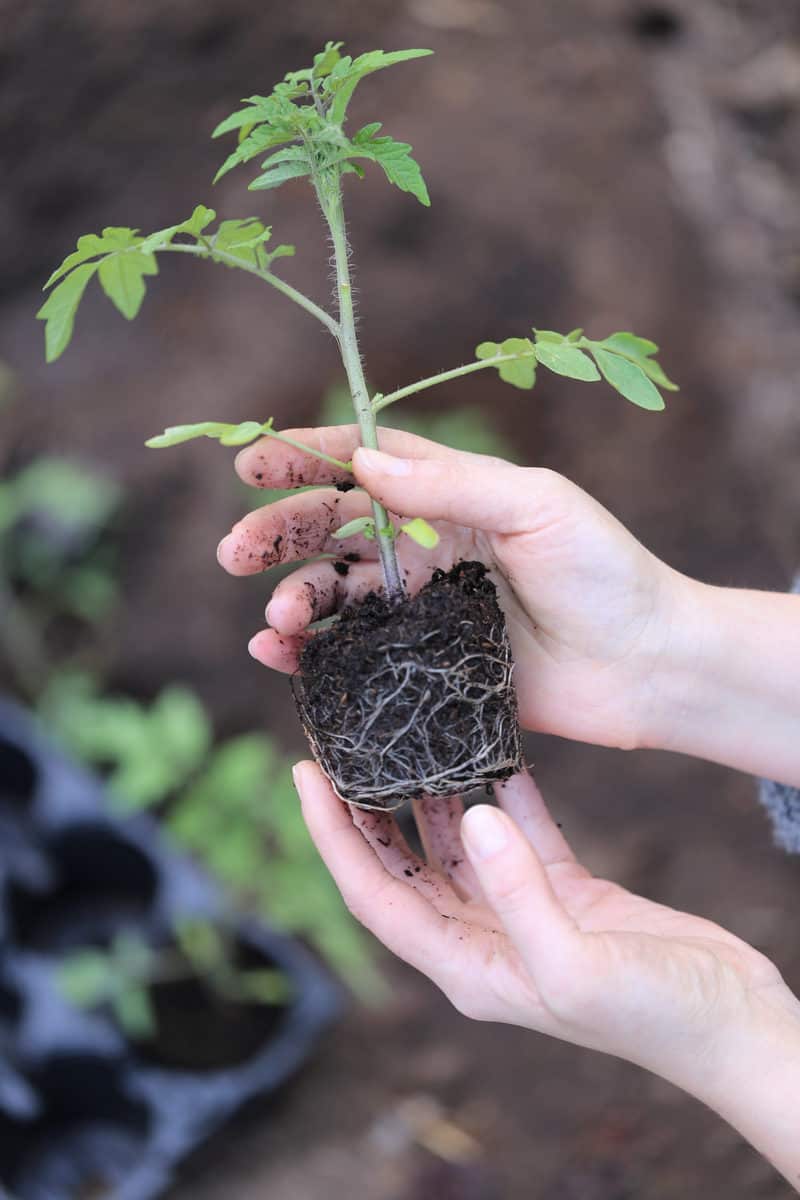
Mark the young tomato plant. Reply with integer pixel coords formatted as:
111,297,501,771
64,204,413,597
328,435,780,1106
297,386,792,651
39,43,676,809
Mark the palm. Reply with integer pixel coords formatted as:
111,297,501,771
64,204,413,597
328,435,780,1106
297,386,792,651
299,766,783,1081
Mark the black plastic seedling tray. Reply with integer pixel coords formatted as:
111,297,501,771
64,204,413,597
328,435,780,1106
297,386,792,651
0,698,341,1200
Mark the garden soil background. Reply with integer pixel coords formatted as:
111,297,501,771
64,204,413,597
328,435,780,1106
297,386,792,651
2,0,800,1196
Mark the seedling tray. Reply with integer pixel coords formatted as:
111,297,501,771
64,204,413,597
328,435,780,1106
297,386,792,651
0,698,341,1200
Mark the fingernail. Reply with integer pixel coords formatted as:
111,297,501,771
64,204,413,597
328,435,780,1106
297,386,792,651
356,448,412,476
291,762,306,791
216,535,230,563
247,634,260,659
461,805,508,861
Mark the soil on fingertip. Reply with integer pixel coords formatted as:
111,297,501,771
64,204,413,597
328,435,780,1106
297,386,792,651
294,561,523,808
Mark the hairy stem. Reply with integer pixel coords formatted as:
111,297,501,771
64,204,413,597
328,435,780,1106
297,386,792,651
317,175,405,599
373,352,533,413
160,244,340,337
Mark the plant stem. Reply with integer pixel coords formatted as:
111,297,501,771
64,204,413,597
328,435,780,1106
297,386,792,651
260,426,353,473
317,175,405,599
160,244,340,338
373,352,533,413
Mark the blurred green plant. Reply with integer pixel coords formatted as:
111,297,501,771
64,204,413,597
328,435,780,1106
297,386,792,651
60,920,291,1039
0,457,120,696
42,672,381,998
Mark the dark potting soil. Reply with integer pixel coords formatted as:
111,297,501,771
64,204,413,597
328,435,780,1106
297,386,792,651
132,943,286,1072
294,561,523,808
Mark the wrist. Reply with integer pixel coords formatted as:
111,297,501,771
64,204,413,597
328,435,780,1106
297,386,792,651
635,566,712,755
638,571,800,786
692,981,800,1185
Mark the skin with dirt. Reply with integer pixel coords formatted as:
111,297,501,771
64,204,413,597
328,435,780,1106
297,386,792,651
293,562,523,808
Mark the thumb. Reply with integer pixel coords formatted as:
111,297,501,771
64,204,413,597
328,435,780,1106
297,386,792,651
353,446,553,534
461,804,581,980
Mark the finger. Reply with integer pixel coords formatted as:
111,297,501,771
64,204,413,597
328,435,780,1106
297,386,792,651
235,425,464,489
353,447,566,534
493,772,578,869
217,489,375,576
460,804,582,986
412,794,482,902
247,628,311,674
266,559,384,636
350,805,460,911
296,761,454,976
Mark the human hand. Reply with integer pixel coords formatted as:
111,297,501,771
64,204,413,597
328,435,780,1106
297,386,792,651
293,760,800,1185
218,427,685,752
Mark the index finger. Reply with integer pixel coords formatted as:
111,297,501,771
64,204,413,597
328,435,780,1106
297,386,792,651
235,424,463,489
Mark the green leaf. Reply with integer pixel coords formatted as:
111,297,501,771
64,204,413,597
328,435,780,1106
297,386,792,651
589,347,665,411
400,518,439,549
599,332,659,358
239,967,292,1005
499,337,536,389
146,420,269,449
534,340,600,382
595,332,678,391
36,263,98,362
533,330,566,344
313,42,344,79
214,123,296,183
114,987,156,1039
249,161,311,191
138,205,216,253
59,951,116,1006
333,516,376,540
326,49,433,125
97,249,158,320
344,135,429,206
475,337,536,388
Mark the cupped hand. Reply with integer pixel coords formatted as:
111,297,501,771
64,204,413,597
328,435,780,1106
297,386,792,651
218,426,684,750
292,761,796,1100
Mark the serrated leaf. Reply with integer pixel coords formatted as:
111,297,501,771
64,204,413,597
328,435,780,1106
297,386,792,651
534,341,600,382
327,49,433,125
211,219,272,268
400,518,439,549
313,42,344,79
97,249,158,320
333,516,375,540
354,122,383,142
43,234,110,289
139,205,216,253
590,347,665,411
212,97,280,139
214,124,296,183
345,135,429,206
36,262,98,362
249,161,311,191
259,145,310,171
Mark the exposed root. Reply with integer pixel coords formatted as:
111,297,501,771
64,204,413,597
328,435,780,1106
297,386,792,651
293,562,523,809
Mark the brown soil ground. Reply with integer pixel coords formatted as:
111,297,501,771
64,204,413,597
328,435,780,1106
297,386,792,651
2,0,800,1196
